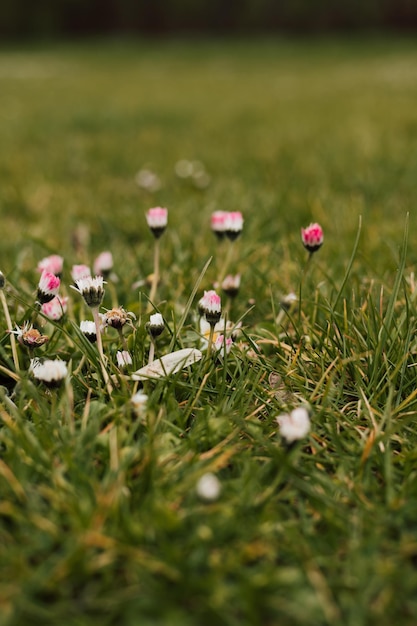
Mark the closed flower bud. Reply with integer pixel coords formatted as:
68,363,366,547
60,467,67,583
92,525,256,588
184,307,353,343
37,255,64,276
116,350,133,368
146,207,168,239
199,290,221,326
93,251,113,278
147,312,165,338
80,320,97,343
71,264,91,282
301,223,324,253
37,271,60,304
210,211,227,239
224,211,243,241
221,274,241,299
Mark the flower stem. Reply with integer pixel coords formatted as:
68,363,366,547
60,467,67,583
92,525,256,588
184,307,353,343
148,338,155,365
118,328,127,350
207,324,215,356
217,240,234,285
0,290,19,372
148,239,160,312
298,252,313,325
92,307,112,394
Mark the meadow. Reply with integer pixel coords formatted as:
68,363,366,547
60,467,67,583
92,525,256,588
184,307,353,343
1,36,417,625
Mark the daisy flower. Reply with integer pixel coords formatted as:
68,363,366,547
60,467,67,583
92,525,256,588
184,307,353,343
37,271,60,304
301,223,324,253
277,407,311,443
72,275,105,308
30,358,68,388
37,254,64,276
146,207,168,238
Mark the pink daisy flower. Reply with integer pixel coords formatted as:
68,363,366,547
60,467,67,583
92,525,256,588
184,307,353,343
301,223,324,253
221,274,241,298
146,207,168,238
37,271,60,304
199,289,222,325
214,334,233,356
93,251,113,278
71,264,91,282
224,211,243,241
37,254,64,276
211,211,227,239
41,295,68,321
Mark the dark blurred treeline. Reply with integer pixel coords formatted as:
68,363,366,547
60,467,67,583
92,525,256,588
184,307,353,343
1,0,417,38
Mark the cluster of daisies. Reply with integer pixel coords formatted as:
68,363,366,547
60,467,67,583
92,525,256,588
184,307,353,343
0,208,323,446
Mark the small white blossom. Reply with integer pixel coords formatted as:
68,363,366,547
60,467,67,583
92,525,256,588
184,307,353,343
80,320,97,342
117,350,132,368
196,473,221,501
30,358,68,387
147,312,165,338
131,391,148,418
277,407,311,443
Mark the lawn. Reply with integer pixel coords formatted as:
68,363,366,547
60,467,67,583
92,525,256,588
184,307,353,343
1,36,417,625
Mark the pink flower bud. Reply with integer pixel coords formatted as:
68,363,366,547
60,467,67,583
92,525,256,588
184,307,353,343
146,207,168,238
301,223,324,253
37,271,60,304
199,290,221,325
37,254,64,276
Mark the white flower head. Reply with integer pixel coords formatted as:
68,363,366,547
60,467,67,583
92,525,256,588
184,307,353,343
131,390,148,418
200,317,236,350
72,275,105,308
196,473,221,501
147,312,165,338
30,358,68,388
116,350,133,368
80,320,97,342
277,407,311,444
